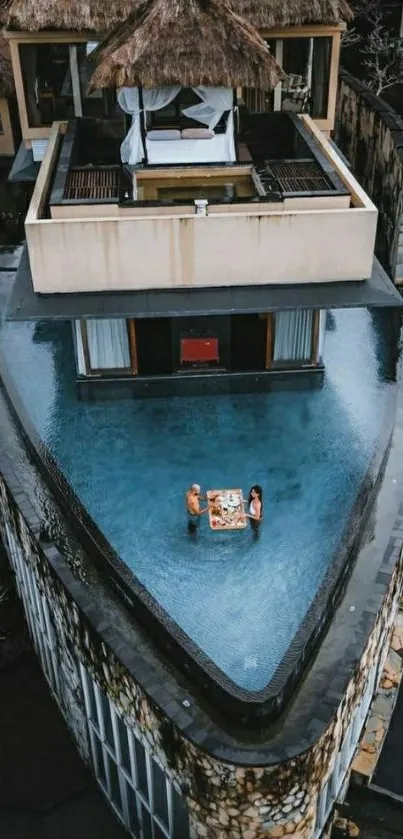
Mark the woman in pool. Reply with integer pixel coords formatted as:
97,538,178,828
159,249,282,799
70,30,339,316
245,485,263,529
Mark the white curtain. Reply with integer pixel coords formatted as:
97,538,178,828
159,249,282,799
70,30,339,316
118,86,180,164
181,86,233,130
273,310,314,362
74,319,130,372
143,85,180,112
118,88,143,165
74,322,86,375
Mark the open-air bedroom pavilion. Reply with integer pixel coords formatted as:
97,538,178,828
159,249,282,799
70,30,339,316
88,0,283,167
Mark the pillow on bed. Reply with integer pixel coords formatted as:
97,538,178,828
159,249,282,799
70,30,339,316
147,129,181,141
181,128,215,140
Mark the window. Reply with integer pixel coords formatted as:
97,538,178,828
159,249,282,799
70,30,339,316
311,38,332,119
2,523,59,698
313,663,378,838
19,42,116,128
19,43,75,127
80,665,190,838
281,37,331,118
265,310,321,369
76,43,117,119
0,511,189,839
246,36,332,120
73,319,138,377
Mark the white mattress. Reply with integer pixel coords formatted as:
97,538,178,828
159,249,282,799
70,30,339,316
146,133,235,164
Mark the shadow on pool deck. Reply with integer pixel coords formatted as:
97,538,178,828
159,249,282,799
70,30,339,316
373,673,403,798
0,547,127,839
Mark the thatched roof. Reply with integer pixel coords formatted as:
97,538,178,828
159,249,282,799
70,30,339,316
228,0,353,27
6,0,352,32
7,0,135,32
90,0,284,90
0,2,14,96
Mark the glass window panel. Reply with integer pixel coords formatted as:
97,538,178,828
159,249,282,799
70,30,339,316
281,38,311,114
282,37,311,77
19,43,75,128
116,714,131,775
172,788,190,838
126,782,140,834
93,735,107,789
107,754,122,814
311,37,331,119
76,43,119,119
134,737,149,799
141,804,153,839
152,760,169,827
99,691,115,751
154,823,168,839
86,677,99,729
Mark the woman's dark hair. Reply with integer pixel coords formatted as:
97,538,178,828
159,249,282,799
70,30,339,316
248,485,263,513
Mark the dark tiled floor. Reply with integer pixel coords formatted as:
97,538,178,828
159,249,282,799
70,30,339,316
373,674,403,796
338,786,403,838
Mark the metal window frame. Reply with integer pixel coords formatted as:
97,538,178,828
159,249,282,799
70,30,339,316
313,661,378,838
79,664,186,839
2,524,60,698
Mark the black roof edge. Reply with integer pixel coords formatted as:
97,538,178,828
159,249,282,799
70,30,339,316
5,245,403,323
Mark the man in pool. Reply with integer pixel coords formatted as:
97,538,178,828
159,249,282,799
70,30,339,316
186,484,209,531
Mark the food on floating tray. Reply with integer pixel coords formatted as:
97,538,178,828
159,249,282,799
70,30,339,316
210,505,222,516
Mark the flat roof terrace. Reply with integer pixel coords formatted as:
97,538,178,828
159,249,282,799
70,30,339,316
25,112,378,294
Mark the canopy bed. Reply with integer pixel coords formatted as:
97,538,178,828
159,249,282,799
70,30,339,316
117,85,236,165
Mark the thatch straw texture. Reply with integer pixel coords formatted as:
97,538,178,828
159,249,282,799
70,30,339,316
90,0,284,90
6,0,352,32
229,0,353,27
0,2,14,96
7,0,136,32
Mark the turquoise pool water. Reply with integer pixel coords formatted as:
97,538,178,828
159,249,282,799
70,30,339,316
0,310,396,690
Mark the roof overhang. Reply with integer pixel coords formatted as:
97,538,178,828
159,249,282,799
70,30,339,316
5,245,403,322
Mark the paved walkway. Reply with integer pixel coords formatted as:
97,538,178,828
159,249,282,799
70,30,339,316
0,545,127,839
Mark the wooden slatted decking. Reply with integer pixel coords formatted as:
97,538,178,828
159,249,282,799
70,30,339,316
63,168,120,202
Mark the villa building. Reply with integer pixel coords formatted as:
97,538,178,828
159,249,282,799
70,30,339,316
1,1,403,839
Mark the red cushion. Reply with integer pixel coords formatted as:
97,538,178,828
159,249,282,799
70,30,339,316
180,337,219,363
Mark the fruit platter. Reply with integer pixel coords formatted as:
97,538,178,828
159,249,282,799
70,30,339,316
207,489,247,531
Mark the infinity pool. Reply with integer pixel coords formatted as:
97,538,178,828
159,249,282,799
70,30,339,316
0,310,396,690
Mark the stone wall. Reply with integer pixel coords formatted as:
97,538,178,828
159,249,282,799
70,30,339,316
336,69,403,283
1,465,402,839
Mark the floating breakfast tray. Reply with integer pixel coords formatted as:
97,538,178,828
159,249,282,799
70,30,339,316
207,489,247,531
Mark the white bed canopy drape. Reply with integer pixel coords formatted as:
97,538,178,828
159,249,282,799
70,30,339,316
117,86,180,164
181,86,233,130
117,85,234,165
